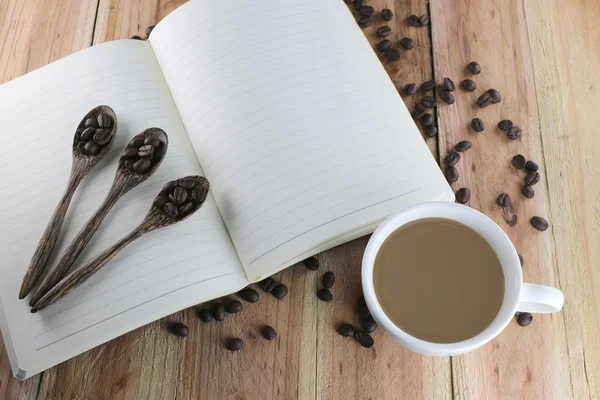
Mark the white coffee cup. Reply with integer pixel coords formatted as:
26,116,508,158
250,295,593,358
362,202,564,356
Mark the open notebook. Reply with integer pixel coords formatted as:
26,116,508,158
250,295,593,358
0,0,453,379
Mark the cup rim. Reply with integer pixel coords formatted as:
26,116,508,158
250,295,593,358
361,202,522,356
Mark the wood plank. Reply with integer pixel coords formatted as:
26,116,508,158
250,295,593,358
0,1,97,399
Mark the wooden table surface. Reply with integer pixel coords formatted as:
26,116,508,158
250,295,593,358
1,0,599,399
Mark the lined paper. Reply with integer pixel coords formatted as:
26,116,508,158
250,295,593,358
0,40,246,377
150,0,453,279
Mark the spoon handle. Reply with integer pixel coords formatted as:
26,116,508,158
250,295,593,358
30,178,127,305
19,163,85,299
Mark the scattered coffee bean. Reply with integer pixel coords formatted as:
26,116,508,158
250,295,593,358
404,83,417,96
376,39,392,52
261,326,277,341
337,324,356,337
81,127,95,141
421,80,436,92
357,17,373,28
145,25,155,37
443,78,455,91
477,92,493,108
225,300,243,314
303,256,320,270
468,61,481,74
507,126,521,140
518,254,524,266
376,26,392,37
130,35,142,40
362,318,378,334
380,8,393,21
517,312,533,326
170,323,189,337
419,14,429,25
359,5,374,16
411,106,427,119
384,47,400,61
445,166,459,183
133,156,152,173
525,171,540,186
455,141,472,152
456,188,470,204
399,37,415,50
439,90,455,104
421,96,436,108
272,284,288,299
424,126,438,138
198,308,213,322
444,151,461,167
317,288,334,302
461,79,477,91
260,277,276,293
471,118,485,132
521,185,535,199
497,193,509,207
238,288,260,303
525,160,539,172
84,141,101,155
322,271,335,289
354,330,375,348
138,144,154,158
498,120,514,131
512,154,526,169
421,113,434,127
488,89,501,104
357,304,371,319
407,15,421,26
226,338,244,351
530,216,549,231
354,0,365,10
213,304,226,321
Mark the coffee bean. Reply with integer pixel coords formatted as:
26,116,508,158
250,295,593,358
518,254,524,266
178,178,196,190
144,137,161,148
376,26,392,37
153,143,166,161
303,256,320,270
488,89,501,104
354,330,375,348
522,185,535,198
213,304,226,321
384,47,400,61
97,113,112,128
179,201,195,215
122,147,138,158
93,129,112,145
84,117,98,128
419,14,429,25
517,312,533,326
138,144,154,158
403,83,417,95
424,126,438,138
198,308,213,322
471,118,485,132
130,35,142,40
421,96,436,108
477,92,493,108
317,288,333,302
357,304,371,319
163,202,178,217
399,37,415,50
145,25,155,37
172,187,188,204
461,79,476,91
271,284,288,299
380,8,393,21
163,180,178,193
420,80,436,92
468,61,481,74
525,160,539,172
525,171,540,186
81,127,96,141
421,113,434,127
443,78,455,91
411,106,427,119
512,154,526,169
122,159,135,170
455,141,472,152
456,188,470,204
337,324,356,337
129,137,145,148
84,141,101,155
226,338,244,351
238,288,260,303
170,323,189,337
444,151,461,167
225,300,243,314
407,15,421,26
376,39,392,52
354,0,365,10
530,216,549,231
261,326,277,341
445,166,459,183
496,193,509,207
260,277,276,293
361,318,378,334
498,120,513,131
357,17,373,28
359,5,374,16
153,194,167,208
439,90,455,104
322,271,335,289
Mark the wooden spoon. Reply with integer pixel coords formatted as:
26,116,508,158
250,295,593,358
31,176,210,312
19,105,118,299
29,128,169,306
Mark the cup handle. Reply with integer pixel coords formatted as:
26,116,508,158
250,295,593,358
517,283,564,313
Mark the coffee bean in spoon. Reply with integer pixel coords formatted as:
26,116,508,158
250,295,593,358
84,141,101,155
84,117,98,128
133,158,152,174
80,127,95,141
120,128,168,175
138,145,154,158
93,129,112,145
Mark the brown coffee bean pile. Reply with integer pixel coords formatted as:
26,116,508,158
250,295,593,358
123,133,167,174
511,154,542,199
152,176,207,220
75,112,114,156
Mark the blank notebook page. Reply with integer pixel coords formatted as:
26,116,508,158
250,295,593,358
151,0,453,279
0,40,246,377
